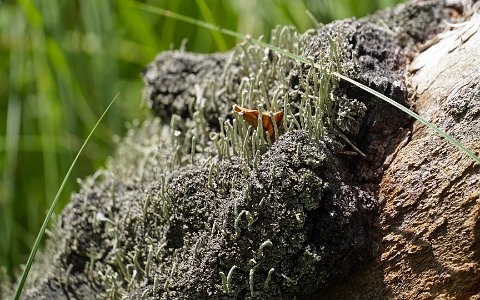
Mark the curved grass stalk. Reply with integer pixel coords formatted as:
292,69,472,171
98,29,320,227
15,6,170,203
133,2,480,165
332,73,480,165
14,93,120,300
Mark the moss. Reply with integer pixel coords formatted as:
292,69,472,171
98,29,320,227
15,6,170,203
19,1,448,299
366,0,445,46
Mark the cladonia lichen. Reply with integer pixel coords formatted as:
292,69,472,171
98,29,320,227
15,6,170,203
22,4,431,297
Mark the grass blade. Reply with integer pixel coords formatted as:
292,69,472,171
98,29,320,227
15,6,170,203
133,2,246,41
13,92,120,300
333,72,480,165
195,0,229,51
134,2,480,165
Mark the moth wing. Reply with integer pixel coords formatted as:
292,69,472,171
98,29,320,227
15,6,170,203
261,113,272,130
261,114,274,140
234,105,259,128
274,111,284,128
243,111,259,128
233,104,243,113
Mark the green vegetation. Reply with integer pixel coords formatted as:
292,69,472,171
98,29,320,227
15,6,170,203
13,94,118,300
0,0,404,282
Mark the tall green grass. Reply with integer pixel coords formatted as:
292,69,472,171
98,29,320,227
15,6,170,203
14,93,119,300
0,0,404,282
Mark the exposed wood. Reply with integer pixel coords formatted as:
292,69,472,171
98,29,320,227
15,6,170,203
317,9,480,300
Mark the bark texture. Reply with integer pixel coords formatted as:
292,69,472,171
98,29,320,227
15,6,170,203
316,5,480,300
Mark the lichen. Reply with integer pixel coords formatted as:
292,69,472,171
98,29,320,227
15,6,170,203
21,3,439,298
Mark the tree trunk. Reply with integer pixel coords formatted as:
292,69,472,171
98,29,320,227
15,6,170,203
317,6,480,300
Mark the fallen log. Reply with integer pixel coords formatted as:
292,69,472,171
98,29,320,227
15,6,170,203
10,1,479,299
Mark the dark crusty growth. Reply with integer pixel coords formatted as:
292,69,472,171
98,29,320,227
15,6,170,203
17,1,448,299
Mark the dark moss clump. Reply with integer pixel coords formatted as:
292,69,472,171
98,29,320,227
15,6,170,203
143,51,232,128
24,130,378,300
161,131,379,299
367,0,445,46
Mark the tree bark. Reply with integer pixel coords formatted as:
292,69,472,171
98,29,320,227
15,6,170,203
317,6,480,300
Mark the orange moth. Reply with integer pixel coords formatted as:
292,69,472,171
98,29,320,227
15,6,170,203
233,104,283,141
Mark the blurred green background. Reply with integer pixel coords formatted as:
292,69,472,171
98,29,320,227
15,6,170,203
0,0,403,280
